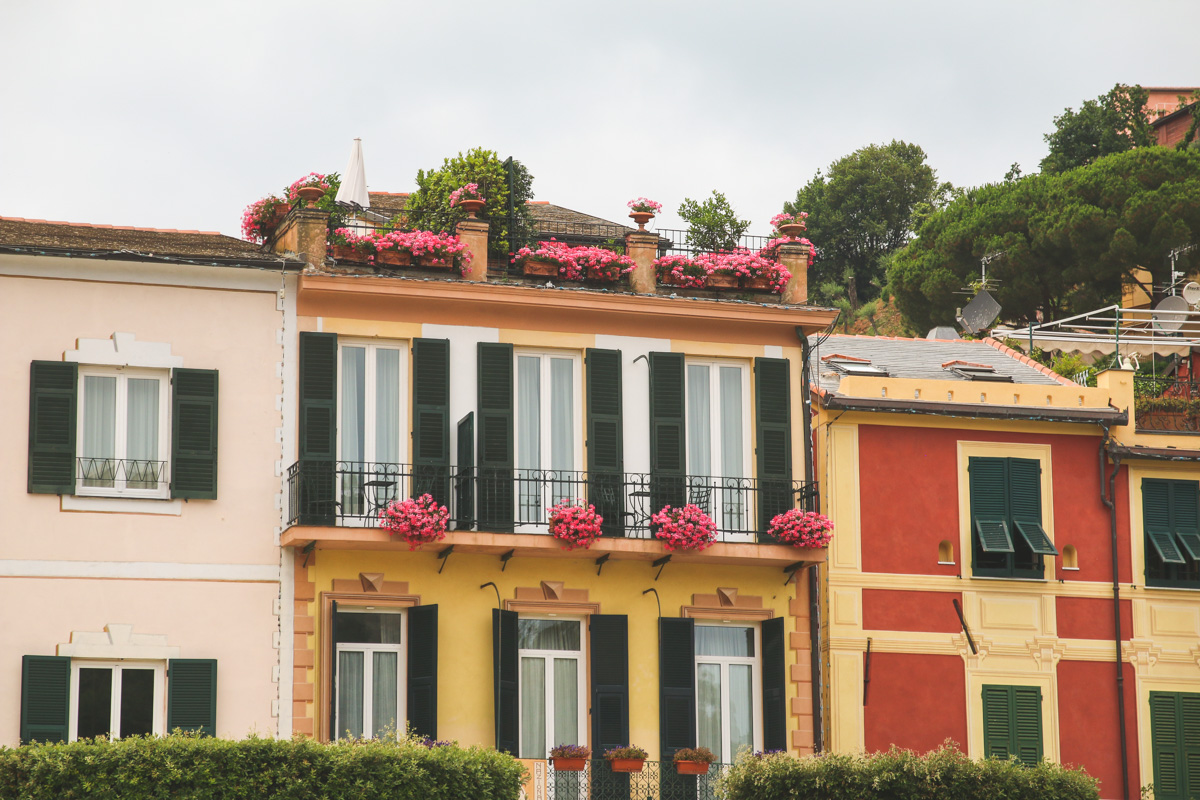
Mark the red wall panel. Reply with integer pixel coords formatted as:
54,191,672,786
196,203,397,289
1057,596,1133,641
862,589,963,633
1058,660,1139,799
863,653,967,754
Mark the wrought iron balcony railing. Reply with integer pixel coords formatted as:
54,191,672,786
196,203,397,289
76,457,168,492
541,759,730,800
286,460,818,543
1134,375,1200,433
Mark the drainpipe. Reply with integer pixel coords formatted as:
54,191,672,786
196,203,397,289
797,328,823,751
1099,426,1130,800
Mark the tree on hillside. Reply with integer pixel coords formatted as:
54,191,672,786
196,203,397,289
783,141,947,310
677,191,750,253
404,147,536,256
887,148,1200,333
1040,83,1153,174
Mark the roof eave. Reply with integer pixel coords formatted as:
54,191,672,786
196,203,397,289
817,392,1127,425
0,243,304,270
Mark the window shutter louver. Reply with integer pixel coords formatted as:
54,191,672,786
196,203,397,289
28,361,77,494
167,659,217,737
982,684,1013,760
455,413,475,528
970,458,1015,553
298,332,337,525
755,358,792,537
1145,479,1187,564
170,368,219,499
590,615,630,752
586,349,625,537
412,339,450,507
20,655,70,744
1171,481,1200,559
477,343,514,532
1182,694,1200,799
761,617,787,751
1151,692,1183,799
492,608,519,753
1012,685,1043,766
649,353,686,516
658,617,696,758
1009,459,1056,555
407,604,438,739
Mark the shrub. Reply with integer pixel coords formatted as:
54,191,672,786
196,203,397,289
0,732,527,800
717,744,1099,800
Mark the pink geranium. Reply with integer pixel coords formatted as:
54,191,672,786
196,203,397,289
286,172,332,203
627,197,662,214
548,501,605,550
330,227,474,275
511,240,636,282
241,195,288,243
652,504,718,552
379,494,449,550
767,508,834,548
449,183,482,207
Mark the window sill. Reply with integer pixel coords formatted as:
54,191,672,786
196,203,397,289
61,495,183,516
967,575,1048,583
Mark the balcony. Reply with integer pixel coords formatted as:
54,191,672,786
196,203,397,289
534,759,731,800
282,461,824,568
75,456,169,498
1135,375,1200,433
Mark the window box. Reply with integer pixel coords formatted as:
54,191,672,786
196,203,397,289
675,760,711,775
552,757,587,771
608,758,645,773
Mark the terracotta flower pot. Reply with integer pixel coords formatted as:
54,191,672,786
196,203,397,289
609,758,645,773
332,244,365,263
706,273,738,289
777,222,806,236
296,186,324,205
376,249,412,267
552,757,587,772
416,254,451,269
675,760,711,775
587,265,618,282
458,198,485,217
629,211,654,230
741,275,773,291
522,258,561,277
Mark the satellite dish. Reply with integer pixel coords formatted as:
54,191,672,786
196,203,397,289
1153,295,1190,333
957,289,1002,334
1183,281,1200,306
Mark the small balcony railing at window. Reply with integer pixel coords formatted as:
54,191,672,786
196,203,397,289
542,759,731,800
1134,375,1200,433
76,457,168,494
286,461,818,543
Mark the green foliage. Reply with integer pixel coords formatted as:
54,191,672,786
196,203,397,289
888,148,1200,333
404,148,536,257
1174,90,1200,151
784,141,946,307
718,744,1099,800
1048,352,1094,386
677,191,749,253
1041,84,1153,174
0,732,526,800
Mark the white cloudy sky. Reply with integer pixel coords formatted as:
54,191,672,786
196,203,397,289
1,0,1196,239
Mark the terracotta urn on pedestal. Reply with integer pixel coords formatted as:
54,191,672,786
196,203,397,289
296,186,324,206
458,198,485,218
629,211,654,230
777,222,807,237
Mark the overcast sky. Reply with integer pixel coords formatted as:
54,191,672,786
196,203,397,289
1,1,1196,239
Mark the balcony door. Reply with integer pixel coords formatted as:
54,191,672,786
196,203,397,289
695,623,761,763
686,360,752,538
515,351,582,531
338,341,407,520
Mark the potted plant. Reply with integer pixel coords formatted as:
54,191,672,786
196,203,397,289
627,197,662,230
672,747,716,775
759,235,818,269
512,241,577,278
652,504,718,552
378,494,449,550
604,745,648,773
241,195,289,244
697,253,739,289
654,255,707,288
550,744,591,771
767,508,834,548
573,246,637,283
548,500,605,550
450,182,486,217
771,211,808,237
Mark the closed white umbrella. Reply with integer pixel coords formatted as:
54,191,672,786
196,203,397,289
335,138,370,209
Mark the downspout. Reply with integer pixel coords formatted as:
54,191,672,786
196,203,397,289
1100,425,1131,800
798,328,823,752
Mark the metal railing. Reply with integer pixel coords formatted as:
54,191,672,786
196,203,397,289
1134,375,1200,433
77,457,167,491
286,461,818,541
544,759,730,800
655,228,775,258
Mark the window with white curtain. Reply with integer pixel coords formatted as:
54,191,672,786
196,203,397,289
69,660,164,740
334,608,406,740
685,360,751,533
338,341,407,517
77,368,169,498
517,617,585,758
695,624,761,763
514,351,582,528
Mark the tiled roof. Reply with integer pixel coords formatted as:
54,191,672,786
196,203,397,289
0,216,273,262
808,334,1069,394
365,193,632,235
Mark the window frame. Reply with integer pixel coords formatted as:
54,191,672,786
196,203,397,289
75,366,171,499
513,349,584,533
68,660,165,741
968,456,1048,580
332,606,407,741
685,358,753,540
693,621,763,762
1142,478,1200,590
515,614,587,759
335,338,410,468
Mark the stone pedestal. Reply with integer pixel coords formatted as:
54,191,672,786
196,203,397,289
456,219,490,282
624,231,659,294
777,243,811,305
271,207,329,270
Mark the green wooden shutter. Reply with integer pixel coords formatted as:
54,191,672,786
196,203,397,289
167,659,217,736
20,655,70,744
586,349,625,537
412,339,450,506
477,343,514,532
970,458,1014,553
171,368,219,499
298,332,337,525
762,616,787,751
28,361,77,494
982,684,1013,760
755,358,792,537
1182,694,1200,800
649,353,686,515
1009,459,1056,555
1151,692,1183,799
492,608,518,753
455,413,475,528
658,617,696,758
1171,481,1200,559
1145,480,1187,564
407,604,438,739
590,615,630,752
1012,685,1043,766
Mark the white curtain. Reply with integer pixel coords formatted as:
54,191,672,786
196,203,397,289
372,651,398,738
550,358,573,503
375,349,400,465
518,619,581,650
697,663,722,758
338,650,364,739
83,375,116,486
687,365,711,476
719,366,744,527
517,356,541,521
695,626,754,657
341,347,365,462
126,378,159,488
553,658,579,745
729,664,753,759
520,657,546,757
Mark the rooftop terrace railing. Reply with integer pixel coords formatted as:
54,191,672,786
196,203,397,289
1134,374,1200,433
654,228,775,258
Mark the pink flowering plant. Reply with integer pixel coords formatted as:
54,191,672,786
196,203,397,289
241,195,289,243
287,172,333,203
652,504,718,552
769,211,809,231
654,255,708,288
449,183,482,207
330,228,474,275
378,493,449,550
654,251,790,292
767,508,834,548
547,500,605,550
759,236,818,268
512,240,635,283
627,197,662,214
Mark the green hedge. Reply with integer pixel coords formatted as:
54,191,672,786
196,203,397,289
719,745,1099,800
0,734,526,800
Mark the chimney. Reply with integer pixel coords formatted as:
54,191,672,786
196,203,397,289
270,189,328,269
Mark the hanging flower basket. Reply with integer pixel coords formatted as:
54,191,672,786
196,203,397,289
673,747,716,774
550,744,590,771
378,494,449,550
605,745,648,772
767,508,834,548
548,501,604,550
652,505,718,552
